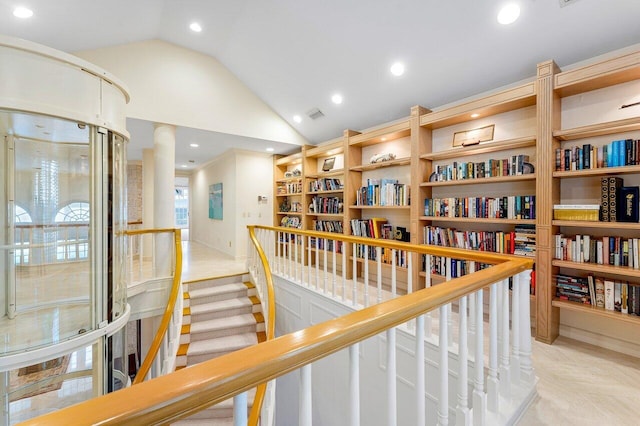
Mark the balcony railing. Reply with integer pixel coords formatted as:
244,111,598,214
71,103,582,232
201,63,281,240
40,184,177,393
21,226,534,425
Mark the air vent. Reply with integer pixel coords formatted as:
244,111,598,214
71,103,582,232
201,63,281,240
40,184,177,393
307,107,325,120
559,0,580,7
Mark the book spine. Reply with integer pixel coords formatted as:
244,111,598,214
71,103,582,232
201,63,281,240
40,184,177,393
608,176,623,221
600,177,609,222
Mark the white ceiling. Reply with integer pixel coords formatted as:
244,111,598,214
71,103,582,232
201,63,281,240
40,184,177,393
2,0,640,169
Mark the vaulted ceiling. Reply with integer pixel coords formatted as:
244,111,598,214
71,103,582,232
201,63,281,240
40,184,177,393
2,0,640,167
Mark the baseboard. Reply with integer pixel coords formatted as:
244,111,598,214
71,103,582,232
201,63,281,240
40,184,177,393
559,324,640,358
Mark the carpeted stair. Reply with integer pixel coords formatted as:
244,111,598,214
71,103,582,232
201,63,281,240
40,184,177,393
173,273,265,425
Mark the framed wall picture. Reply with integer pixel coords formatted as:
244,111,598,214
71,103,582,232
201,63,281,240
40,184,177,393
452,124,495,147
209,182,223,220
322,157,336,171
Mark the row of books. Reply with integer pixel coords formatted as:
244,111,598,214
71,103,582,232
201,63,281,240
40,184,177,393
353,243,409,267
423,195,536,220
350,218,389,239
279,216,301,229
554,234,640,268
600,177,639,222
555,273,640,315
279,200,303,213
309,237,343,253
277,181,303,194
312,220,343,234
309,196,343,214
555,139,640,171
355,179,410,206
431,154,531,182
308,178,343,193
423,224,536,257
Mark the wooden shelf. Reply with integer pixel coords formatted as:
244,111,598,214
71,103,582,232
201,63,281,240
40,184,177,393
307,213,343,218
307,189,344,195
420,216,536,225
305,139,344,158
553,164,640,178
306,169,345,179
276,211,303,216
350,157,411,172
420,136,536,161
275,178,302,183
551,298,640,325
276,192,303,197
352,205,411,210
275,152,303,166
421,173,535,187
553,220,640,230
552,259,640,278
348,120,411,147
553,116,640,141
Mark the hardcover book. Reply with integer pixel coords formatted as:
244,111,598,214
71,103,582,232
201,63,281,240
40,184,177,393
617,186,639,222
600,177,609,222
608,177,624,222
604,280,615,310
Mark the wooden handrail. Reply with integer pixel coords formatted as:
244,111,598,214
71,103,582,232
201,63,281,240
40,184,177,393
258,225,528,264
246,226,277,425
20,246,531,425
129,228,183,385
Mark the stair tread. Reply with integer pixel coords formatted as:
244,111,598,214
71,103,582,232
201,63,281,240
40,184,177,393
190,298,252,314
190,314,256,334
188,332,257,355
189,282,247,299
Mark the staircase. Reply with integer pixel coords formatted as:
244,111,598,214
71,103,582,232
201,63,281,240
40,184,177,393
174,273,265,425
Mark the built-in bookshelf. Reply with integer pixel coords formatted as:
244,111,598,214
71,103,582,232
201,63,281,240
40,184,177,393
272,47,640,351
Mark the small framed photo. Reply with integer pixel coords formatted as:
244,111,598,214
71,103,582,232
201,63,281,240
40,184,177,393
322,157,336,171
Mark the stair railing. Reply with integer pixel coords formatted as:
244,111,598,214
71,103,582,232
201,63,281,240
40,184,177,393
20,227,533,425
123,228,183,384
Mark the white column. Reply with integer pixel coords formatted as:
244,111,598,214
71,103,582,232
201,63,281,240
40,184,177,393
142,148,154,257
153,123,175,276
300,365,312,426
349,344,361,426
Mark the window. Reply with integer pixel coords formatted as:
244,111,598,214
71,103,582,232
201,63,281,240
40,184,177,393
55,202,90,261
14,205,32,264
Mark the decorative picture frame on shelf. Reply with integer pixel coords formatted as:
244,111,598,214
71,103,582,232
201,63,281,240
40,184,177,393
453,124,495,147
322,157,336,171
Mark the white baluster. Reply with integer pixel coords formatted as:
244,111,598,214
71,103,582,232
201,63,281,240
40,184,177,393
301,235,306,285
511,273,521,385
438,304,449,426
363,245,369,307
424,254,433,340
407,253,413,294
233,392,248,426
456,296,470,426
473,289,486,426
332,242,337,297
300,365,312,426
342,247,347,302
446,259,453,347
518,270,535,384
352,243,358,307
500,279,511,398
308,236,312,287
387,327,397,426
295,234,299,283
487,282,499,412
391,249,397,299
468,292,476,356
315,238,320,290
377,247,383,304
288,233,293,278
323,238,328,293
350,344,360,426
416,315,426,426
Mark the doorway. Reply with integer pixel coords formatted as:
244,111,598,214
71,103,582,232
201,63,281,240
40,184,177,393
175,176,189,241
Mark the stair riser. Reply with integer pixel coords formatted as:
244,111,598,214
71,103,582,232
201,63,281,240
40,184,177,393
189,324,257,342
191,306,253,323
189,289,248,306
185,275,248,292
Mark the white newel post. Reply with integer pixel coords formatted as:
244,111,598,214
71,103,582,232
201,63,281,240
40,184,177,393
438,304,449,426
349,344,361,426
487,282,499,412
518,270,535,384
416,315,426,426
300,365,312,426
456,296,470,426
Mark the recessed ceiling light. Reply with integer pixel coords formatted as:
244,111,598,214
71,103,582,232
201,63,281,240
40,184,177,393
181,164,188,168
331,94,343,105
390,62,405,76
293,115,302,123
266,147,275,152
190,22,202,32
13,7,33,19
471,113,480,118
497,3,520,25
189,143,199,148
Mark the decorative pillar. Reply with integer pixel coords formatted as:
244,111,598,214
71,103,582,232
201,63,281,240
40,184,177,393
153,123,176,276
142,148,154,257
